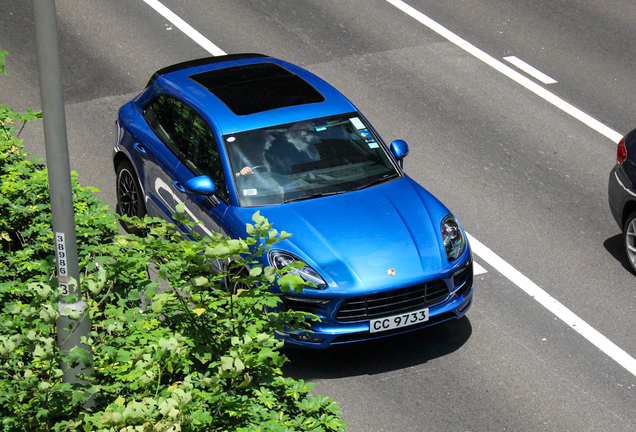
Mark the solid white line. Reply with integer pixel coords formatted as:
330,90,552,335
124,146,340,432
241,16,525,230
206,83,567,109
474,262,488,275
383,0,623,144
504,56,557,85
142,0,226,56
467,233,636,377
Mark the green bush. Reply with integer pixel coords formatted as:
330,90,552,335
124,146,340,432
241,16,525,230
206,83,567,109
0,51,346,432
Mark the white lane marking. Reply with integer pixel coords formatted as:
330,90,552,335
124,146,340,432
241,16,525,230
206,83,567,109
474,262,488,275
467,233,636,377
384,0,623,144
504,56,557,85
142,0,226,56
142,0,636,377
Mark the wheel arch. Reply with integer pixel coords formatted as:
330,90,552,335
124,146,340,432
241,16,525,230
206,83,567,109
622,199,636,228
113,151,131,173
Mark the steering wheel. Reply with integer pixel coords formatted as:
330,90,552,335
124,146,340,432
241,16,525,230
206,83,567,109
251,165,271,173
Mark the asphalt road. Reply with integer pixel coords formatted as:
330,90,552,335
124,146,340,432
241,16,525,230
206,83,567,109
1,1,635,430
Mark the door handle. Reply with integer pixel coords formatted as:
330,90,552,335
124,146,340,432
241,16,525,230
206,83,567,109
133,142,146,154
173,181,186,193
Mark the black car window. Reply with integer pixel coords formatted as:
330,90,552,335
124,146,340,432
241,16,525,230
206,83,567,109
185,116,228,202
144,95,228,202
144,95,192,157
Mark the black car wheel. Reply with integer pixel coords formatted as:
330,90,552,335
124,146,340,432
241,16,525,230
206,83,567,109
116,160,147,235
624,210,636,273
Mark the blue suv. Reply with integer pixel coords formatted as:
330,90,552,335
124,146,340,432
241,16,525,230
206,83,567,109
113,54,474,348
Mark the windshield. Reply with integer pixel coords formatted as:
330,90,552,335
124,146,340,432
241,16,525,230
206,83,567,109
224,113,400,207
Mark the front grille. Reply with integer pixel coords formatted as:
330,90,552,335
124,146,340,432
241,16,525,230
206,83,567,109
336,279,449,322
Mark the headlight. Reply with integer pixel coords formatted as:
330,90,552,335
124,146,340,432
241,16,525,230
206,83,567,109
268,250,327,289
441,215,466,262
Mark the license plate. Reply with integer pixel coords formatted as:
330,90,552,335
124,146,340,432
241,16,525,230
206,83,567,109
369,307,429,333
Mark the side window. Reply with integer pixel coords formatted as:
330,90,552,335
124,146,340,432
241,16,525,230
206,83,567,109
144,95,193,158
144,95,227,202
185,116,228,203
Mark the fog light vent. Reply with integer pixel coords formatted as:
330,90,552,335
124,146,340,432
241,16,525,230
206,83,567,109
290,334,326,343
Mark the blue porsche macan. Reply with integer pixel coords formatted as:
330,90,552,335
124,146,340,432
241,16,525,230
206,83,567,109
113,54,474,349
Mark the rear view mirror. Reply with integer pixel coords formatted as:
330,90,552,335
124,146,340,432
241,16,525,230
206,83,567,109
182,175,217,195
390,139,409,168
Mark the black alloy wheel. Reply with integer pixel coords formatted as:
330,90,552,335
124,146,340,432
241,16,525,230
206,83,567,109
116,160,147,235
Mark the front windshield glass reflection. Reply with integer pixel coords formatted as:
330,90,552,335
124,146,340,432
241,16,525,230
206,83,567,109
225,113,400,207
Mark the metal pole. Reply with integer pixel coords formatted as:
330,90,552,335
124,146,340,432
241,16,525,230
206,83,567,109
32,0,92,385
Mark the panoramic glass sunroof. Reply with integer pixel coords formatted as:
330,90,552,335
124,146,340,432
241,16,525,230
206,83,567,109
189,63,325,116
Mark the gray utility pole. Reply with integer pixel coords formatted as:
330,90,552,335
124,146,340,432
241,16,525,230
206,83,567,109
32,0,92,385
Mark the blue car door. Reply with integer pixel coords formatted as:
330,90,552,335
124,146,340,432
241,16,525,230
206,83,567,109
139,95,195,225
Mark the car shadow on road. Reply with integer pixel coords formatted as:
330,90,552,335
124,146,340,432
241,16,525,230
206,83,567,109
282,316,472,380
603,234,636,276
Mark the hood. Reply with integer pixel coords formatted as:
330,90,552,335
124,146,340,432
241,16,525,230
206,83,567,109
233,177,454,294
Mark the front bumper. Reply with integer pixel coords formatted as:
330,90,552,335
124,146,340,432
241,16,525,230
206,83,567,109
276,259,475,350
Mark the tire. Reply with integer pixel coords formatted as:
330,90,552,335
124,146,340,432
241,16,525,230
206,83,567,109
116,160,147,235
624,210,636,274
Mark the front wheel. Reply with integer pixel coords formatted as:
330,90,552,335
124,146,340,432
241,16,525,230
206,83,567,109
624,210,636,273
116,160,147,235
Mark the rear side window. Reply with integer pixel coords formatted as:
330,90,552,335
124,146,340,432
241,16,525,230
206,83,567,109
143,95,191,157
143,95,228,202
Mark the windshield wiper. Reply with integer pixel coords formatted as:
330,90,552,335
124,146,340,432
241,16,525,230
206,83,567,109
283,190,346,204
351,173,399,192
283,173,399,203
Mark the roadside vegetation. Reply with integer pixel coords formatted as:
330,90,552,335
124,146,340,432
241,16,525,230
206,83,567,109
0,50,346,432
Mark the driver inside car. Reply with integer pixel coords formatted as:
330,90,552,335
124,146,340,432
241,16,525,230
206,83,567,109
232,121,320,177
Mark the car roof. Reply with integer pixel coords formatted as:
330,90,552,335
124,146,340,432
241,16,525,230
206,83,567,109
147,54,358,135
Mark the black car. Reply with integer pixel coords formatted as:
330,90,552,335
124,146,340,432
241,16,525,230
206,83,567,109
608,128,636,273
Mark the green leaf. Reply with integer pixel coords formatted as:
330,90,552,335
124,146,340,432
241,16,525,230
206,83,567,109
128,289,140,301
234,357,245,372
249,266,263,277
193,276,208,286
0,50,7,75
152,298,163,313
71,390,86,404
252,210,265,224
220,356,234,371
68,347,91,366
116,348,131,363
33,344,46,357
192,308,206,316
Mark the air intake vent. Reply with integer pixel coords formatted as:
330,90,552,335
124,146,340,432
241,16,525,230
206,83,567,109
336,280,449,322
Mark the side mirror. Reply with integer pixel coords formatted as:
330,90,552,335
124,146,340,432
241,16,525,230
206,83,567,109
390,139,409,168
182,175,217,195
